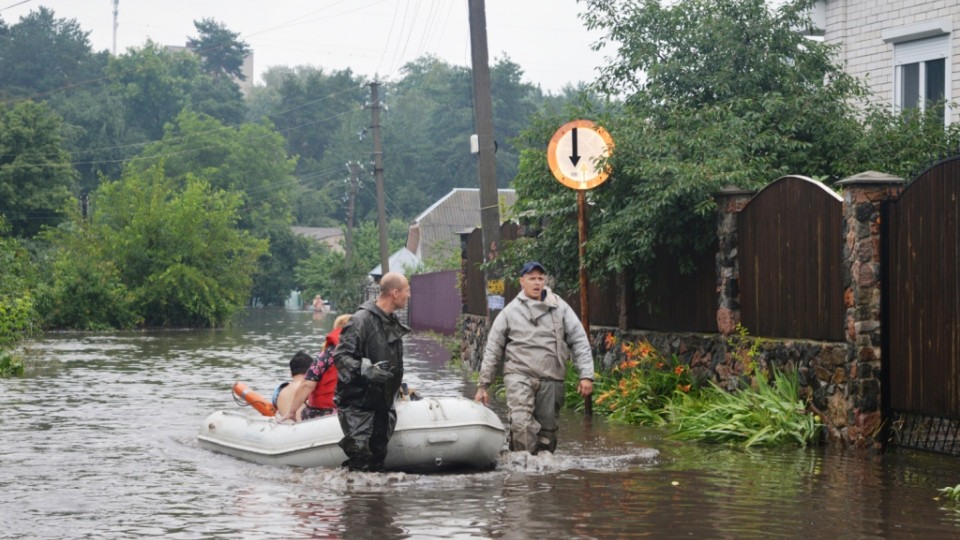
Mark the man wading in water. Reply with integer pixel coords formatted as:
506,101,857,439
475,261,593,454
333,272,411,471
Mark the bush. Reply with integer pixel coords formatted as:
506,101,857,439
567,333,696,425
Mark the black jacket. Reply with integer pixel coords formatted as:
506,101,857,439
333,300,409,410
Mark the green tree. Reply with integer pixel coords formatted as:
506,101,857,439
0,100,77,237
0,217,40,349
510,0,871,294
106,41,245,141
189,18,251,80
0,7,106,99
92,165,267,327
126,110,299,305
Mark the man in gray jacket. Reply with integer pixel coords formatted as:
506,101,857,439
475,261,594,454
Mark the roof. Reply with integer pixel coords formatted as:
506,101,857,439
292,226,345,253
406,188,517,262
369,247,422,278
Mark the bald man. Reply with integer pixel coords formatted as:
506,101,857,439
333,272,411,472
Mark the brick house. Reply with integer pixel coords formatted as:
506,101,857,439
816,0,960,124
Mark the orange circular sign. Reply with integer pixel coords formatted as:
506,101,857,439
547,120,614,190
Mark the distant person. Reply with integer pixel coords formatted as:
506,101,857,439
334,272,411,472
313,294,327,312
279,314,353,422
474,261,594,454
273,351,313,421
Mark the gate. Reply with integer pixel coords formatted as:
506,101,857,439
882,156,960,455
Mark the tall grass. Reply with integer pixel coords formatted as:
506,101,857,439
667,368,822,447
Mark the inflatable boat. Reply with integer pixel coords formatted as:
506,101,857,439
197,396,506,472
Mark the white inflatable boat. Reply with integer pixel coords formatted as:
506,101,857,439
197,396,506,472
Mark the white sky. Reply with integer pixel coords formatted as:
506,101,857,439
0,0,609,93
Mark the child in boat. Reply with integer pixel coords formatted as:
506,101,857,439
274,351,312,421
279,314,352,422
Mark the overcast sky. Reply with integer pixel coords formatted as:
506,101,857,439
0,0,610,93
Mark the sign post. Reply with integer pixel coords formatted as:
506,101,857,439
547,119,614,417
547,119,615,333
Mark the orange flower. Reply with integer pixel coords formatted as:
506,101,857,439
678,384,691,392
655,362,664,369
637,341,654,358
605,333,617,348
674,365,685,375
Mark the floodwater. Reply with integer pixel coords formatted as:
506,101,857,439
3,309,960,539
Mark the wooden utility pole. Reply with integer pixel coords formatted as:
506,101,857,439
345,161,359,265
368,82,389,274
468,0,501,317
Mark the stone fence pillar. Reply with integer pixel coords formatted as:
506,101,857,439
714,186,755,336
836,171,905,446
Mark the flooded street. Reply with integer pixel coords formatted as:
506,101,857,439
3,308,960,538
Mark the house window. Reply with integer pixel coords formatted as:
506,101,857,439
890,33,951,122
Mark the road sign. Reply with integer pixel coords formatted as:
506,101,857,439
547,119,614,190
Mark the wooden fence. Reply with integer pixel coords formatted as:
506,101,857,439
738,176,845,341
884,156,960,419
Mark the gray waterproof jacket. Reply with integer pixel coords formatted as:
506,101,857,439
478,287,593,388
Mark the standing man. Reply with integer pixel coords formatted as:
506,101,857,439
334,272,411,472
475,261,594,454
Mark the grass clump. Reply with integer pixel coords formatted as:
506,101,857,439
667,368,822,447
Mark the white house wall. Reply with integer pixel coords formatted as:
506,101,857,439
823,0,960,124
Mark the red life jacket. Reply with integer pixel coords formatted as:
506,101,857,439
307,327,341,410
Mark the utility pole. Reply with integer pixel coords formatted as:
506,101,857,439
345,161,359,265
468,0,501,319
112,0,119,56
368,81,389,274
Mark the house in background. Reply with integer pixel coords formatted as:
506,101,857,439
405,188,518,266
818,0,960,124
291,226,345,253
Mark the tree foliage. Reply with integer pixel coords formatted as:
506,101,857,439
0,100,77,237
91,166,268,327
190,18,251,80
126,110,299,305
0,7,105,99
510,0,887,295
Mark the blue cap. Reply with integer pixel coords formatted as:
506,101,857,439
520,261,546,276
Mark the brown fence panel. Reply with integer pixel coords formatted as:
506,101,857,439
884,157,960,417
738,175,844,340
630,243,719,332
462,228,485,315
409,270,460,335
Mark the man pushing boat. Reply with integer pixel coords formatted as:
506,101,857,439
332,272,411,472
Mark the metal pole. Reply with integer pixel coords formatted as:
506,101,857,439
578,189,592,417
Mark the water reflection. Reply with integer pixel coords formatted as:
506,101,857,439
3,308,960,539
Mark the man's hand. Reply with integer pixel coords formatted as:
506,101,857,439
577,378,593,398
361,358,392,383
474,387,488,405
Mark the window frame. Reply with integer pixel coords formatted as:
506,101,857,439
883,19,953,125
